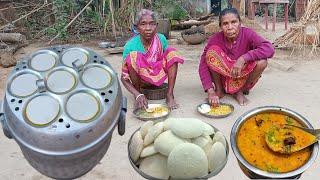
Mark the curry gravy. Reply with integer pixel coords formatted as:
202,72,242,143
237,112,312,173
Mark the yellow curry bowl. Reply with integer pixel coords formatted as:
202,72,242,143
230,106,319,179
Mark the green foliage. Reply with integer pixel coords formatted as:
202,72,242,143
152,0,188,20
14,0,188,41
41,0,74,40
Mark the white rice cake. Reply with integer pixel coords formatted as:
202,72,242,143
192,135,213,154
140,121,154,139
208,142,227,172
168,143,208,179
143,122,164,146
168,118,204,139
129,131,143,163
154,130,187,156
140,144,157,158
212,131,227,149
139,154,169,179
202,122,215,136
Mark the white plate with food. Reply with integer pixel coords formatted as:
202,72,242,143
197,103,234,118
133,104,170,121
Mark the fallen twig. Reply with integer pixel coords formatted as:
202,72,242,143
0,4,33,11
0,2,53,30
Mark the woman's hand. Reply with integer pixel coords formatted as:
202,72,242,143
207,88,220,107
135,94,148,109
231,57,246,78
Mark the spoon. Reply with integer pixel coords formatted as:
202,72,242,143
265,124,319,154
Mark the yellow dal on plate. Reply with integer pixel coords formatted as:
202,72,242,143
138,106,169,118
237,112,311,173
207,105,232,116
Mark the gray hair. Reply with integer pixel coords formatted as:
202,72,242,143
134,9,157,26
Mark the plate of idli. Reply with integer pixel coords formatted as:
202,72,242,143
128,118,229,180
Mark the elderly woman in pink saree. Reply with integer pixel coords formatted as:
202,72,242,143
121,9,184,110
199,8,275,106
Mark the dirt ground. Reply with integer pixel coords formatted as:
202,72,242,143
0,20,320,180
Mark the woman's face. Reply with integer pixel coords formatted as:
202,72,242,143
220,13,241,41
137,15,157,41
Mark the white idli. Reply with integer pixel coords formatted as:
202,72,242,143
168,118,204,139
139,154,169,179
154,130,187,156
144,122,164,146
140,144,157,158
202,122,215,136
212,131,227,148
208,142,227,172
167,143,208,179
140,121,154,139
129,131,143,163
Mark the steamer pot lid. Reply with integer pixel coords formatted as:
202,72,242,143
47,70,76,94
82,66,112,89
62,49,88,67
10,73,38,97
31,53,56,71
25,95,60,126
66,92,99,121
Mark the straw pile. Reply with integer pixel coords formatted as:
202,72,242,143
274,0,320,54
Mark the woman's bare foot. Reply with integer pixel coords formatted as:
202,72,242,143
233,91,249,106
166,94,179,110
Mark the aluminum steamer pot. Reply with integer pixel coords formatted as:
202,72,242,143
0,46,127,179
230,106,319,179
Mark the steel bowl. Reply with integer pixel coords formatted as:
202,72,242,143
128,123,229,179
230,106,319,179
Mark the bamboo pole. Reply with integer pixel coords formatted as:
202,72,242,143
109,0,117,39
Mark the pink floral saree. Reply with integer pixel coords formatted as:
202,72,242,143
206,45,257,94
122,34,184,86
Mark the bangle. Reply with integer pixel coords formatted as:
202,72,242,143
135,94,145,101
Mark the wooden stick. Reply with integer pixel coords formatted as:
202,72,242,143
0,4,32,11
48,0,94,44
0,2,53,30
109,0,117,39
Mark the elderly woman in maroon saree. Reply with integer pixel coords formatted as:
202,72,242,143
121,9,184,110
199,8,275,106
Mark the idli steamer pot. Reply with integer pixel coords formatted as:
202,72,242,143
0,46,127,179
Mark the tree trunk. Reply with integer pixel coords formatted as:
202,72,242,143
48,0,55,25
0,33,27,43
109,0,117,38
